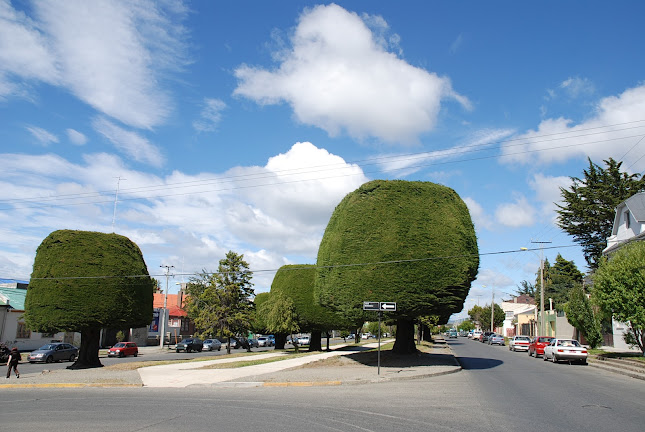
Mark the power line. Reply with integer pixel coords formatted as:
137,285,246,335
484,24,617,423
28,243,581,281
2,120,644,209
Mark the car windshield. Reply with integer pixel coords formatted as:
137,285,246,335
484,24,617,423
516,337,530,341
180,339,192,343
537,337,553,343
558,340,581,347
113,343,126,348
38,344,58,350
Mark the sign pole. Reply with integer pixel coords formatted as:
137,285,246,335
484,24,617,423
378,311,382,375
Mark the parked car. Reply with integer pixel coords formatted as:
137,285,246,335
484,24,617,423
257,336,274,347
508,336,531,352
480,331,494,342
175,338,203,353
543,338,588,364
298,336,311,345
108,342,138,358
448,330,458,338
28,343,78,363
487,334,505,345
471,330,482,341
528,336,554,358
247,338,259,348
203,339,222,351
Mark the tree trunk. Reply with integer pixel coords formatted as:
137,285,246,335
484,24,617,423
274,333,287,350
326,331,330,351
392,317,418,354
354,327,361,343
309,330,323,351
68,327,102,369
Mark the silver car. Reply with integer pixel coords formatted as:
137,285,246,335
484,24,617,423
487,334,505,346
257,336,274,347
203,339,222,351
28,343,78,363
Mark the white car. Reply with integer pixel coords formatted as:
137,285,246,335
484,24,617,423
257,336,274,347
543,338,588,364
508,335,531,352
297,336,310,345
471,330,482,341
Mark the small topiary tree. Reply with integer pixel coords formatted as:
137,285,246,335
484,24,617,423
25,230,154,369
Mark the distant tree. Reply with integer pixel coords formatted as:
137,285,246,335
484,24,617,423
515,280,536,299
592,242,645,354
152,278,162,293
458,320,476,332
184,251,255,354
556,157,645,269
25,230,154,369
269,265,344,351
259,292,301,351
564,285,602,348
315,180,478,354
538,254,584,310
478,304,505,332
468,305,484,326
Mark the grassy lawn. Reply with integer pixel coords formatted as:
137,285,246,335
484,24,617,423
103,350,278,371
588,349,645,363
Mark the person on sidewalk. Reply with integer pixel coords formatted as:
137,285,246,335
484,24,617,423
6,347,20,379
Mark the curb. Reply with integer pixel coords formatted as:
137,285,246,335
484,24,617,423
0,383,142,389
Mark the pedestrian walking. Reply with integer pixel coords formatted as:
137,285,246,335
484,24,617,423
6,347,20,379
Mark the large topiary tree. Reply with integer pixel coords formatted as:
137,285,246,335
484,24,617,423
269,265,345,351
25,230,154,369
314,180,479,354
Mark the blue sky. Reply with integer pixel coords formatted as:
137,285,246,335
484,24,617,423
2,1,645,319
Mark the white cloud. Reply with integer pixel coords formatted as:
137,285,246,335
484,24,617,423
528,173,571,217
193,98,227,132
26,125,58,145
463,197,493,230
66,128,87,146
93,117,164,167
0,0,189,129
560,76,595,99
500,83,645,169
0,142,368,289
376,128,514,176
495,195,536,228
234,3,470,144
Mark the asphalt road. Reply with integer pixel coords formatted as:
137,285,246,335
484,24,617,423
1,337,642,432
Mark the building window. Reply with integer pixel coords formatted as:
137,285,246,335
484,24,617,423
180,319,190,333
625,210,630,229
16,322,31,339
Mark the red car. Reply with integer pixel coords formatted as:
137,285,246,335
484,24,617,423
528,336,554,358
108,342,138,358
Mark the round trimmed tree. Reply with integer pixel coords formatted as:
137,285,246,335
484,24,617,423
25,230,154,368
270,265,345,351
314,180,479,354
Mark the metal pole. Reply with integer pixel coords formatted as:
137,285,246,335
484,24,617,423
540,251,545,336
159,265,174,348
490,289,495,332
377,311,382,376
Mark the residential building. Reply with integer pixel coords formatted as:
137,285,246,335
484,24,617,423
151,283,194,345
501,294,535,337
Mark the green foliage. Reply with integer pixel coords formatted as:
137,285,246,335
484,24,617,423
478,304,505,332
592,242,645,353
25,230,154,333
458,320,475,332
116,330,125,343
269,265,342,332
556,157,645,269
537,254,584,310
315,180,479,323
516,280,536,299
258,291,300,335
564,285,602,348
184,251,255,343
468,305,484,325
251,292,271,333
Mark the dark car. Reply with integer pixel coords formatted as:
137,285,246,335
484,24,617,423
28,343,78,363
108,342,138,357
480,331,495,342
175,338,203,353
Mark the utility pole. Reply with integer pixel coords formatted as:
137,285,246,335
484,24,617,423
490,289,495,332
531,240,551,336
159,265,174,348
111,176,125,232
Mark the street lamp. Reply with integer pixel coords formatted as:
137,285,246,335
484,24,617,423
520,246,546,336
159,265,174,348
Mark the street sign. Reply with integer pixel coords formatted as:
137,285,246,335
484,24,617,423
380,302,396,311
363,301,380,311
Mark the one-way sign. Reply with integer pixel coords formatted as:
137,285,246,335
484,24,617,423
380,302,396,311
363,301,380,311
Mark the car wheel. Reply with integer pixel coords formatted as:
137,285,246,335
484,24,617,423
176,350,180,353
543,352,548,361
218,347,221,351
46,355,53,363
198,347,203,352
528,350,532,357
134,353,138,357
69,354,76,362
552,354,557,363
119,352,124,358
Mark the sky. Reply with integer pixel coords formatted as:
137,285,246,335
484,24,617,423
2,1,645,320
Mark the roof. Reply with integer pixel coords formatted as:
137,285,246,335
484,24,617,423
0,285,27,310
153,293,187,317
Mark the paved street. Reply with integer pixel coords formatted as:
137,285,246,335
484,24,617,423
1,338,642,432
